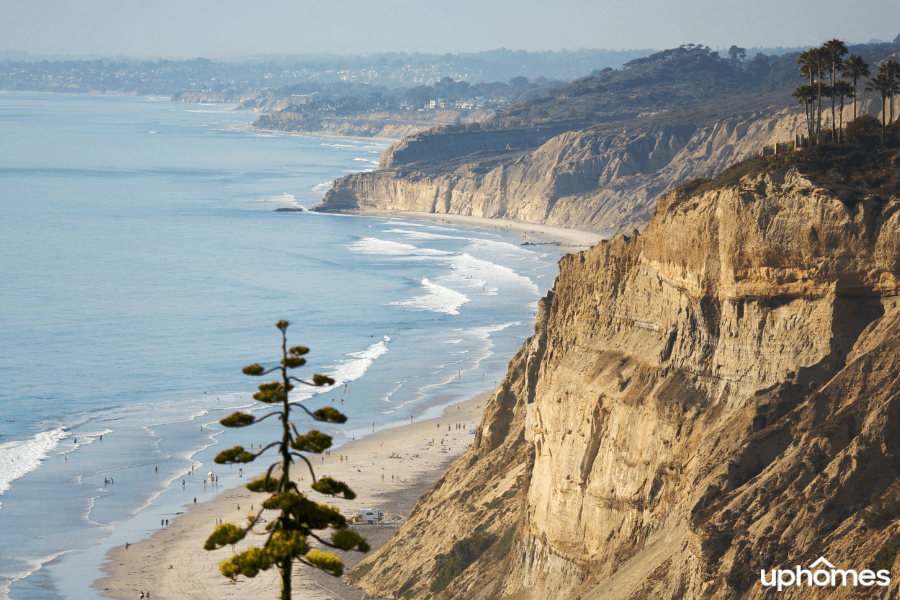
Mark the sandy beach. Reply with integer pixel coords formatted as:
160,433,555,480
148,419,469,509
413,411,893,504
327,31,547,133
352,209,606,252
93,392,491,600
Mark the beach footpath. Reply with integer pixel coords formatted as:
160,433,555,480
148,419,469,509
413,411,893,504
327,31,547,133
92,392,490,600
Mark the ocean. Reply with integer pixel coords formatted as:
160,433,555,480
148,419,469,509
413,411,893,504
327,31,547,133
0,93,562,599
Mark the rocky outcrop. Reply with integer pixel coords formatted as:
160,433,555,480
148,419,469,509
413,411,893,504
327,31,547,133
348,159,900,599
316,98,899,235
316,107,805,233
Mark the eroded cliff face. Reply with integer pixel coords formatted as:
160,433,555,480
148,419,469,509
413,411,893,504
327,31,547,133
349,163,900,599
316,98,899,234
317,108,805,233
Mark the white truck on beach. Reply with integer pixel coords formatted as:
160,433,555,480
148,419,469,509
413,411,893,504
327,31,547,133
358,509,383,524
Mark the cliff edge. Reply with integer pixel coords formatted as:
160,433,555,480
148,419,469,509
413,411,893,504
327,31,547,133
347,148,900,599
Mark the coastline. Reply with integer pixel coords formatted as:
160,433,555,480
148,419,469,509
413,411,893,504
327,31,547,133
238,122,401,144
351,209,607,252
92,392,490,600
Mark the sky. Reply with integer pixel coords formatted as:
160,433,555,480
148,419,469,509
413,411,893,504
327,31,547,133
1,0,898,59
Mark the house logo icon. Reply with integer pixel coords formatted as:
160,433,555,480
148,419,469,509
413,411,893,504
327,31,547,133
760,557,890,591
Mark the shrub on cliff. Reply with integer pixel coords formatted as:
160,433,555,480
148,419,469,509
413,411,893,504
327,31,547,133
845,115,882,146
430,528,497,593
204,320,368,600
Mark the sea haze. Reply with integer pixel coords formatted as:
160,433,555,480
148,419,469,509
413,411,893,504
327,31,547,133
0,93,561,599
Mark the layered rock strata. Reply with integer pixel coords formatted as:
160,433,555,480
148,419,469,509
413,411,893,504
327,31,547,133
316,97,897,234
349,165,900,599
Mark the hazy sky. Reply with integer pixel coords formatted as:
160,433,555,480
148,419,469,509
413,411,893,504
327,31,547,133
1,0,898,58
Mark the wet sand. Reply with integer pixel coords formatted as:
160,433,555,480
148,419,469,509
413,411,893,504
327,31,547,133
352,209,607,252
92,392,490,600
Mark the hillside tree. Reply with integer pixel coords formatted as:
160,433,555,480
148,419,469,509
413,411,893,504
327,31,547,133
865,72,892,144
799,47,825,143
203,320,369,600
822,39,848,141
728,45,747,68
841,54,871,120
833,79,855,142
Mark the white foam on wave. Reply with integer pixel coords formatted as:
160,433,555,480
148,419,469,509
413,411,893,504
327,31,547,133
380,381,405,403
390,278,469,315
312,181,334,192
385,228,465,241
445,253,539,296
0,428,68,510
384,220,425,227
318,341,389,393
0,548,69,600
349,237,452,257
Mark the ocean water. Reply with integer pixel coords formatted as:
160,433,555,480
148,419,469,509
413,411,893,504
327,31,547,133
0,93,562,599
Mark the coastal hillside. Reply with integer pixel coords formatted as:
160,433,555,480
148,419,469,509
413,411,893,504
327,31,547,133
347,147,900,599
315,43,900,234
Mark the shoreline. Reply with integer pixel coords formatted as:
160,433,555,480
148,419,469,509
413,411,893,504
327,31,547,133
350,209,607,252
238,122,401,144
92,392,490,600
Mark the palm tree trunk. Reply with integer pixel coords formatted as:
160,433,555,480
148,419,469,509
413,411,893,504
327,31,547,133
839,96,845,142
804,100,816,141
852,78,858,120
816,73,823,144
831,68,836,142
882,97,887,145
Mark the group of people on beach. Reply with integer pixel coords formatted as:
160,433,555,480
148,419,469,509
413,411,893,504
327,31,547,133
437,422,468,431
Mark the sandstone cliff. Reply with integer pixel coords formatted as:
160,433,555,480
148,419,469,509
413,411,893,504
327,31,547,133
315,96,899,235
348,150,900,599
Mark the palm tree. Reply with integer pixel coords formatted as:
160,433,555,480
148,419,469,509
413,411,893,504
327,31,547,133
842,54,870,120
883,60,900,123
866,73,891,144
823,39,848,141
793,84,817,141
799,48,826,143
833,80,854,142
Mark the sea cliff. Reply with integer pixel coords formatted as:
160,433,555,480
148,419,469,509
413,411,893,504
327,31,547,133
315,99,897,235
348,150,900,599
